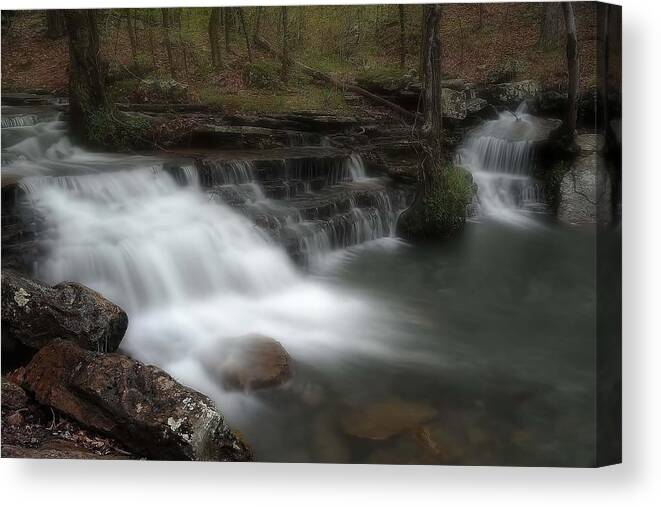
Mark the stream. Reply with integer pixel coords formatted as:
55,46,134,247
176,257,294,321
1,100,596,466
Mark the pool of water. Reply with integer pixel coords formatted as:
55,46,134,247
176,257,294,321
220,218,597,466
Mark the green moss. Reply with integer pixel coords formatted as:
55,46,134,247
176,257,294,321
355,65,416,92
197,84,349,114
86,109,152,151
398,164,474,239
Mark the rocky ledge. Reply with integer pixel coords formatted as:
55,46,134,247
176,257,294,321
1,269,253,461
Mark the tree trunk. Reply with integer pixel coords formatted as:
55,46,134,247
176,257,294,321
161,9,176,78
253,7,262,43
223,8,232,53
146,11,157,69
46,10,66,39
599,4,610,132
209,8,222,69
396,5,467,239
420,4,443,175
238,9,253,63
281,7,289,81
398,5,406,69
63,10,110,142
562,2,579,136
126,11,138,64
477,5,484,32
177,9,190,81
538,2,561,50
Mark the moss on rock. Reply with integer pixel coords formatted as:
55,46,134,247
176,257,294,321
397,164,474,239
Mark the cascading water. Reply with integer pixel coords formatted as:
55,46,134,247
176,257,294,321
458,103,558,225
2,106,407,411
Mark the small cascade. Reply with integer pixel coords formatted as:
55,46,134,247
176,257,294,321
2,114,40,128
458,104,555,224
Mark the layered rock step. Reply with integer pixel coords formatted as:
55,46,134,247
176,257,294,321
179,151,409,265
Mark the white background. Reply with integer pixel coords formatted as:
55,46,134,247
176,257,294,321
1,1,659,505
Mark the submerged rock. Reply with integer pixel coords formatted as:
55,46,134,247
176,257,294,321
23,339,252,461
1,270,128,358
340,400,438,441
201,334,292,391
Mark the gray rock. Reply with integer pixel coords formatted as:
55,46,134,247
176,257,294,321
482,80,540,107
442,88,468,120
1,270,128,355
575,133,605,154
558,139,612,227
23,339,253,461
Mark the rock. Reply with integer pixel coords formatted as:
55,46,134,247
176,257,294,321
575,133,606,154
340,400,438,440
5,411,25,426
558,134,612,226
481,80,540,107
533,90,567,117
1,270,128,358
201,335,292,391
1,377,29,411
23,339,252,461
2,439,129,460
442,88,468,120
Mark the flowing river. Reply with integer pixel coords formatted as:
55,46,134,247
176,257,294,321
1,100,596,466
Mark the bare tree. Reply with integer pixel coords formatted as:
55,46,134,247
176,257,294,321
161,9,176,78
63,10,109,141
145,10,157,69
476,4,484,32
237,8,253,63
562,2,579,136
538,2,561,50
126,11,138,64
281,7,289,81
397,5,451,238
46,10,66,39
209,7,223,69
599,4,610,131
253,7,263,43
223,8,233,54
398,5,406,69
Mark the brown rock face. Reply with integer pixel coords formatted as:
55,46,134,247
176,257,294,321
23,340,252,461
201,335,292,391
1,270,128,358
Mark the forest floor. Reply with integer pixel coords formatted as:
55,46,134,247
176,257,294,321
2,6,611,115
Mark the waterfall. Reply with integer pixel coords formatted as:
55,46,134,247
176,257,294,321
458,105,549,225
3,108,404,386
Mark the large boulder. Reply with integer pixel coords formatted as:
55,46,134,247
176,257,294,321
201,335,292,391
557,134,612,226
23,339,252,461
1,270,128,358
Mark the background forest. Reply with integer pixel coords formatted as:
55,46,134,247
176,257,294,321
2,3,619,114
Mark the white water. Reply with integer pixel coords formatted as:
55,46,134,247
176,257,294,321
3,109,408,419
458,104,548,226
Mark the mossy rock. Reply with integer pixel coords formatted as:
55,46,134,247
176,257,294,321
397,165,474,239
